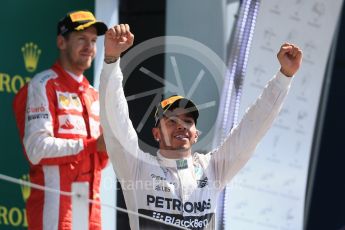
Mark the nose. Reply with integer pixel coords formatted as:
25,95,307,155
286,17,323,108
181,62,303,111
84,40,95,50
176,120,187,130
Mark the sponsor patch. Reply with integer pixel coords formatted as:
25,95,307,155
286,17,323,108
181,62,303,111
58,114,87,135
146,195,211,213
60,119,74,130
155,185,171,193
176,159,188,170
56,91,82,111
71,95,81,107
26,104,47,114
28,113,48,121
138,209,214,230
197,177,208,188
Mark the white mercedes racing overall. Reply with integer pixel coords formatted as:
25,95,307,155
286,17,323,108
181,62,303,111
99,60,291,230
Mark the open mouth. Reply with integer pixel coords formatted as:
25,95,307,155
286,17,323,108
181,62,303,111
174,134,189,141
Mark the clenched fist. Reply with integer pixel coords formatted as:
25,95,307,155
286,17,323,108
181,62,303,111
104,24,134,60
277,43,303,77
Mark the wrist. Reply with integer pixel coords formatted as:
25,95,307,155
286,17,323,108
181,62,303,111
280,67,293,78
104,55,119,64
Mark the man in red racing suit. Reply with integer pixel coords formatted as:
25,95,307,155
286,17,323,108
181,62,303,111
13,10,108,230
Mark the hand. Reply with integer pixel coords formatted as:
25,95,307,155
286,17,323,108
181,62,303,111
277,43,303,77
104,24,134,59
96,135,107,152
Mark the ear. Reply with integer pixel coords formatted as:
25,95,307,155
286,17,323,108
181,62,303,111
194,136,198,143
56,35,66,50
152,127,160,142
194,130,199,143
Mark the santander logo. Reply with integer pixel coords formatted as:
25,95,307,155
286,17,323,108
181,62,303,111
61,119,74,129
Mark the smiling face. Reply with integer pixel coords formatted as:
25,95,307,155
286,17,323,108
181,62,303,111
152,107,198,158
57,26,98,75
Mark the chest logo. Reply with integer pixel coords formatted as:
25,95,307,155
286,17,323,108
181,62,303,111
57,91,82,111
197,177,208,188
59,94,70,107
71,95,81,107
176,159,188,170
60,119,74,130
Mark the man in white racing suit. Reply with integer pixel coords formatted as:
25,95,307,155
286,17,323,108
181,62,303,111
99,24,302,229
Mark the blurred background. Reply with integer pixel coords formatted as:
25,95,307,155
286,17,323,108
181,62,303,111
0,0,344,229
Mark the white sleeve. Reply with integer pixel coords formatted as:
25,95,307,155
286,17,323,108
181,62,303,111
210,71,292,188
99,59,143,180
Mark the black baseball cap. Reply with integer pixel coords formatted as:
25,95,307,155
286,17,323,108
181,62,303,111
57,10,108,36
154,95,199,126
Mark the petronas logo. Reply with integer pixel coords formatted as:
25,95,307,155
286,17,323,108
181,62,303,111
21,42,41,72
20,174,31,203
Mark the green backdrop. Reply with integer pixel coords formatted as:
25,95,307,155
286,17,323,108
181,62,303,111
0,1,95,228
